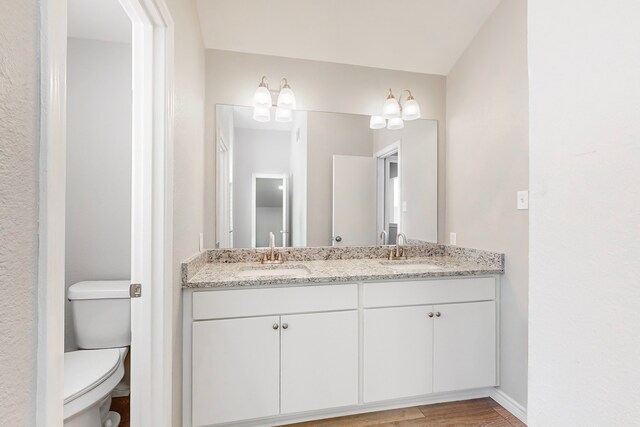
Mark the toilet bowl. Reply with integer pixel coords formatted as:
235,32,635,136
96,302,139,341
65,280,131,427
64,347,128,427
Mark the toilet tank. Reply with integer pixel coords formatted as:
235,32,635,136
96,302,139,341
68,280,131,349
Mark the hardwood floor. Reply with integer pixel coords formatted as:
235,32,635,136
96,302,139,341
284,398,526,427
110,396,130,427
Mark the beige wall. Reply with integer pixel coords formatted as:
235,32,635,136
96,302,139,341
0,0,39,424
528,0,640,424
204,49,447,247
166,0,206,425
446,0,529,409
306,112,373,246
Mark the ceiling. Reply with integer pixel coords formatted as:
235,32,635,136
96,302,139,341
68,0,131,43
196,0,501,75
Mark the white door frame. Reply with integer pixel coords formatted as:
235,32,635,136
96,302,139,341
37,0,175,426
251,173,288,248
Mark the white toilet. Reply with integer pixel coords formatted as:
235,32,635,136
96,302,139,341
64,280,131,427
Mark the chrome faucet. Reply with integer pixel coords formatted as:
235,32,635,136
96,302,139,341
380,230,387,245
261,232,284,264
389,232,408,260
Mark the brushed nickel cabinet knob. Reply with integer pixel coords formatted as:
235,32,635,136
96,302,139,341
282,323,289,329
428,312,434,318
435,312,441,317
272,323,279,330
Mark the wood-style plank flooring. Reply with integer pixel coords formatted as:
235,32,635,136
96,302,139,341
110,396,130,427
285,398,526,427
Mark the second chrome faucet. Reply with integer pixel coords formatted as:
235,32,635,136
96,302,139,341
389,232,408,260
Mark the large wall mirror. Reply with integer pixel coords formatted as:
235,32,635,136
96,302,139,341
215,104,438,248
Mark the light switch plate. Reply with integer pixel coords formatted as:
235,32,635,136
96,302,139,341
449,232,457,245
517,191,529,210
402,201,407,212
199,232,204,252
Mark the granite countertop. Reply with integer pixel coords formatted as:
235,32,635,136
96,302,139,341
185,255,504,289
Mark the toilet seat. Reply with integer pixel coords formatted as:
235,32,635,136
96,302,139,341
64,348,127,421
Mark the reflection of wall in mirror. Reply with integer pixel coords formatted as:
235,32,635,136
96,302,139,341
307,112,373,246
373,120,438,243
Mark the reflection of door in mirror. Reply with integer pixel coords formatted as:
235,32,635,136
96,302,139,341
375,142,400,245
216,135,233,248
332,155,377,246
252,174,288,248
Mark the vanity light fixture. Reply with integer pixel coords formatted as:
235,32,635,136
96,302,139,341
252,76,297,123
370,88,421,129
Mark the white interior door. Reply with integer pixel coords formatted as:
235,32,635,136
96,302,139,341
333,155,377,246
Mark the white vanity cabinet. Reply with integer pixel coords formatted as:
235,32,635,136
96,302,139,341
280,311,359,414
192,316,280,426
188,284,359,427
184,276,499,427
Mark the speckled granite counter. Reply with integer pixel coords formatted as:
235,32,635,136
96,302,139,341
182,244,504,289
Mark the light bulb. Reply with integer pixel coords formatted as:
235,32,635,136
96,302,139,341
382,95,400,119
253,106,271,122
253,85,272,108
277,86,296,109
402,98,421,120
369,115,386,129
275,107,292,123
387,117,404,130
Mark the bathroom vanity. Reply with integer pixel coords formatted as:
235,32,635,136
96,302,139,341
182,245,504,427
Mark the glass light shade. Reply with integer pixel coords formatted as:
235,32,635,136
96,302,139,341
369,115,386,129
402,99,421,120
387,117,404,130
253,86,272,108
277,87,296,109
252,106,271,122
275,107,292,123
382,96,401,119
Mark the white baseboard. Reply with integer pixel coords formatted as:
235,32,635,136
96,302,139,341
490,388,527,425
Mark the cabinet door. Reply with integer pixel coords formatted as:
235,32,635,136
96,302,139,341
192,316,280,426
364,305,434,402
433,301,496,392
280,311,359,414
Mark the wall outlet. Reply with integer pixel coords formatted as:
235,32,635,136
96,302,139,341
199,233,204,252
517,191,529,210
449,232,457,245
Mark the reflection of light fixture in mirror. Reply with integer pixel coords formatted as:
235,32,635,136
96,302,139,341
275,107,292,123
369,115,386,129
371,88,421,129
252,76,296,122
387,117,404,130
252,106,271,122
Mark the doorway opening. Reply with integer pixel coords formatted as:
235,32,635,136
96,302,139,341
38,0,174,425
251,174,289,248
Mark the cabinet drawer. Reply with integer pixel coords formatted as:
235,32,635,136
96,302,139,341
193,284,358,320
363,277,495,308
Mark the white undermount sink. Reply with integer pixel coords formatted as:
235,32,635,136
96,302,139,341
237,267,311,278
380,262,442,272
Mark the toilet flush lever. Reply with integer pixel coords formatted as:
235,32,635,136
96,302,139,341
129,283,142,298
